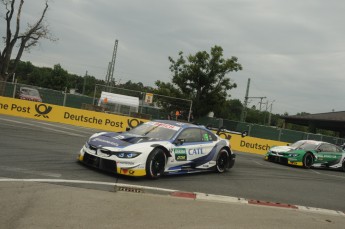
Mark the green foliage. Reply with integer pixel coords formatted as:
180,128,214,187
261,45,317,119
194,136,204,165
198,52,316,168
12,61,104,96
154,80,183,98
214,99,243,121
162,45,242,118
118,80,153,92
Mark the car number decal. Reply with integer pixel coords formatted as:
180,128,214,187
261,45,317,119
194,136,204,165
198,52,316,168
174,148,187,161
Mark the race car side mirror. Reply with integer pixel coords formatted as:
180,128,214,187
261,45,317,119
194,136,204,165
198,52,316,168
241,131,248,138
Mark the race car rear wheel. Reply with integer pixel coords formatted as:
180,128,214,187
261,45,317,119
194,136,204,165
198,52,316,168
216,149,230,173
146,148,166,179
303,152,313,169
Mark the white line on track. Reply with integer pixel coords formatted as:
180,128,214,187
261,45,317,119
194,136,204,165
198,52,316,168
252,161,264,166
0,178,178,193
0,117,85,137
317,172,345,179
310,169,321,174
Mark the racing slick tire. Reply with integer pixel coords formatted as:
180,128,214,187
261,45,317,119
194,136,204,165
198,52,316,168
216,149,230,173
303,152,313,169
146,148,166,179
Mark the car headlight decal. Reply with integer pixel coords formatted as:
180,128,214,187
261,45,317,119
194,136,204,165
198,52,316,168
115,152,141,159
288,153,299,157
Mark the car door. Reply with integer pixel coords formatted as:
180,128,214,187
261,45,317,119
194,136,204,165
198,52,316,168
316,144,342,165
169,128,215,169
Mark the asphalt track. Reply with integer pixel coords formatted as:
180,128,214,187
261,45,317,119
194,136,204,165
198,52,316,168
1,114,345,212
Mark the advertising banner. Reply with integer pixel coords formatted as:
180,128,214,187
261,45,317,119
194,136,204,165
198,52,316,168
0,96,146,131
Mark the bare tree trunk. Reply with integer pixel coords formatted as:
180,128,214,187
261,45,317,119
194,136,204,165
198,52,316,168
0,0,53,95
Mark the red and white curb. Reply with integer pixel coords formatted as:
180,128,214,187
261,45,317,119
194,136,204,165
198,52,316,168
1,178,345,217
171,191,345,217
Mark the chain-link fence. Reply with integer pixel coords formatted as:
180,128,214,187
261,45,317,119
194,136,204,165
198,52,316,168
93,84,193,121
0,81,193,121
196,117,345,145
1,81,95,108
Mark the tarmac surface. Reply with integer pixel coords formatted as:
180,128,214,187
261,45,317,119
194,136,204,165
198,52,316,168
1,181,345,229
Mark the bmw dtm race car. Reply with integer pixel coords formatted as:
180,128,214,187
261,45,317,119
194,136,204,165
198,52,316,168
78,120,245,179
265,140,345,171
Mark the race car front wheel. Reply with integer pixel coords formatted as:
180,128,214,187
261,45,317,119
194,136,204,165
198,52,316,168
146,148,166,179
303,152,313,169
216,149,230,173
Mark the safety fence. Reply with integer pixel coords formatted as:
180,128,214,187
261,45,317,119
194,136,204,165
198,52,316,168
0,81,192,121
93,84,192,121
196,117,345,145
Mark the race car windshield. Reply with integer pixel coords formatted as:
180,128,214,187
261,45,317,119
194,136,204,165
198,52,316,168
290,141,318,150
128,122,178,140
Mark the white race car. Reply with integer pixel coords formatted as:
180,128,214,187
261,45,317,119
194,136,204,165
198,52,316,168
78,120,243,179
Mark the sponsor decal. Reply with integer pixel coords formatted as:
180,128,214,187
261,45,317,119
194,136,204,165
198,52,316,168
288,161,303,166
127,119,144,128
0,102,31,114
118,167,146,176
34,104,52,118
114,135,125,139
0,97,148,132
91,138,119,147
240,140,270,151
321,155,337,159
188,148,204,155
174,148,187,161
117,161,135,165
146,121,181,131
217,132,232,140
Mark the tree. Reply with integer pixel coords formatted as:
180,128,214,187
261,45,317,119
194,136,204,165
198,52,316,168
165,46,242,118
0,0,55,92
215,99,243,121
119,80,153,92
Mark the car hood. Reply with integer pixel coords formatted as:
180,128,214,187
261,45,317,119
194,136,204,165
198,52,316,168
88,132,162,148
270,145,296,153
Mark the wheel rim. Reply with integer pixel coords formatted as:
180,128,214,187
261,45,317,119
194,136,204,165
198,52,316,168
217,151,228,172
304,154,313,167
150,153,165,177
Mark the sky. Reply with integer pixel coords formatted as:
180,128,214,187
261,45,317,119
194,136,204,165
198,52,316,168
3,0,345,115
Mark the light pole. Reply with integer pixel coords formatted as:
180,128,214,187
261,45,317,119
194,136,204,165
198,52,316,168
268,100,275,125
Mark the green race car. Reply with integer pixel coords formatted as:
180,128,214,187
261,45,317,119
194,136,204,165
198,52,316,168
265,140,345,171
